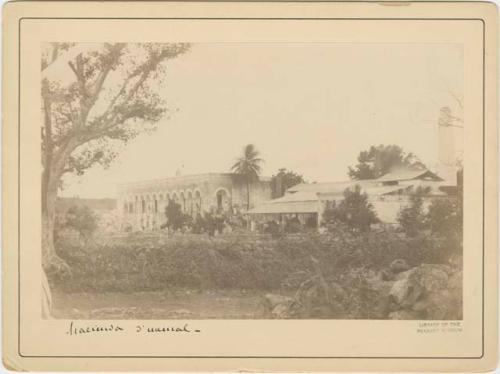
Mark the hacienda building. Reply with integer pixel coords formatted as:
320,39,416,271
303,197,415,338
117,173,272,231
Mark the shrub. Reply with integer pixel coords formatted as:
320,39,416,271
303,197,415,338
50,228,455,294
427,198,462,237
164,200,185,231
397,186,430,236
58,205,99,242
322,184,379,232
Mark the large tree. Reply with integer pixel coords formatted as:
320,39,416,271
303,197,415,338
230,144,263,210
348,144,425,180
270,168,306,198
322,184,379,232
41,43,190,274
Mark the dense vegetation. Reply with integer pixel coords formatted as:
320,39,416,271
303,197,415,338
51,228,461,295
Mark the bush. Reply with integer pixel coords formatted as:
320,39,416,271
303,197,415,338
164,200,186,231
58,205,99,242
427,198,462,237
322,184,379,232
397,186,430,236
51,228,457,294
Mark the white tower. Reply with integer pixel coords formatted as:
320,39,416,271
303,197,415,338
437,106,459,184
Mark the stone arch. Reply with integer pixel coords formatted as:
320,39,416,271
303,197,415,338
153,194,158,214
171,192,179,206
185,190,193,215
193,190,202,214
214,187,231,212
180,191,186,212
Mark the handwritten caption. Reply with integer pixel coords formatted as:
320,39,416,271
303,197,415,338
66,321,201,336
416,321,462,334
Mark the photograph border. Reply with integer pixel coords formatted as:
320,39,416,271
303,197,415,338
18,15,485,360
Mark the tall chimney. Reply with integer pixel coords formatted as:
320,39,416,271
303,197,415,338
437,107,457,184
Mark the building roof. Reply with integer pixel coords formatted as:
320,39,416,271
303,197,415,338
247,200,319,214
317,184,410,199
286,180,376,194
375,168,443,182
248,168,450,215
118,172,271,192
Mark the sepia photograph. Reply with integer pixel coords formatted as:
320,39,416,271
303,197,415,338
3,1,499,371
41,41,464,321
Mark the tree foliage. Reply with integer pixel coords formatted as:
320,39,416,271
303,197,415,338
62,205,99,241
231,144,263,180
42,43,190,178
426,199,461,237
397,186,431,236
164,200,188,231
348,144,426,180
230,144,264,209
322,185,379,232
270,168,306,198
41,42,190,272
427,167,463,239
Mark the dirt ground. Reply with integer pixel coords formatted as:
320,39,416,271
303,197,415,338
51,288,273,319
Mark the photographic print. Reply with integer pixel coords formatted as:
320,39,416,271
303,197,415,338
42,42,464,321
3,2,498,370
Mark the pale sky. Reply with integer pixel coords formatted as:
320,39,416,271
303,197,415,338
60,43,463,198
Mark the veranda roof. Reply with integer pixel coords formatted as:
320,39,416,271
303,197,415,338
247,200,319,214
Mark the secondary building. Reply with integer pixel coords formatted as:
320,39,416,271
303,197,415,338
247,168,458,230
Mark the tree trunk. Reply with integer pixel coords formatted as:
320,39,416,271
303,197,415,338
41,165,71,273
246,180,250,230
246,180,250,211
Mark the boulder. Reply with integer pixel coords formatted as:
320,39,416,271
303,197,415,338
263,293,294,310
415,290,453,320
260,294,295,318
394,268,415,281
389,279,411,305
408,264,449,293
271,302,295,319
389,310,420,320
390,259,410,274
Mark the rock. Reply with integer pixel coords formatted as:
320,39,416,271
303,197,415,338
389,275,423,308
390,259,410,274
380,268,395,281
389,310,420,320
409,264,449,293
418,290,453,319
389,279,410,305
259,294,295,318
394,268,415,281
263,294,294,310
271,302,295,319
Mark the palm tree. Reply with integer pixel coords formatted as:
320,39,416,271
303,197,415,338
231,144,263,210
